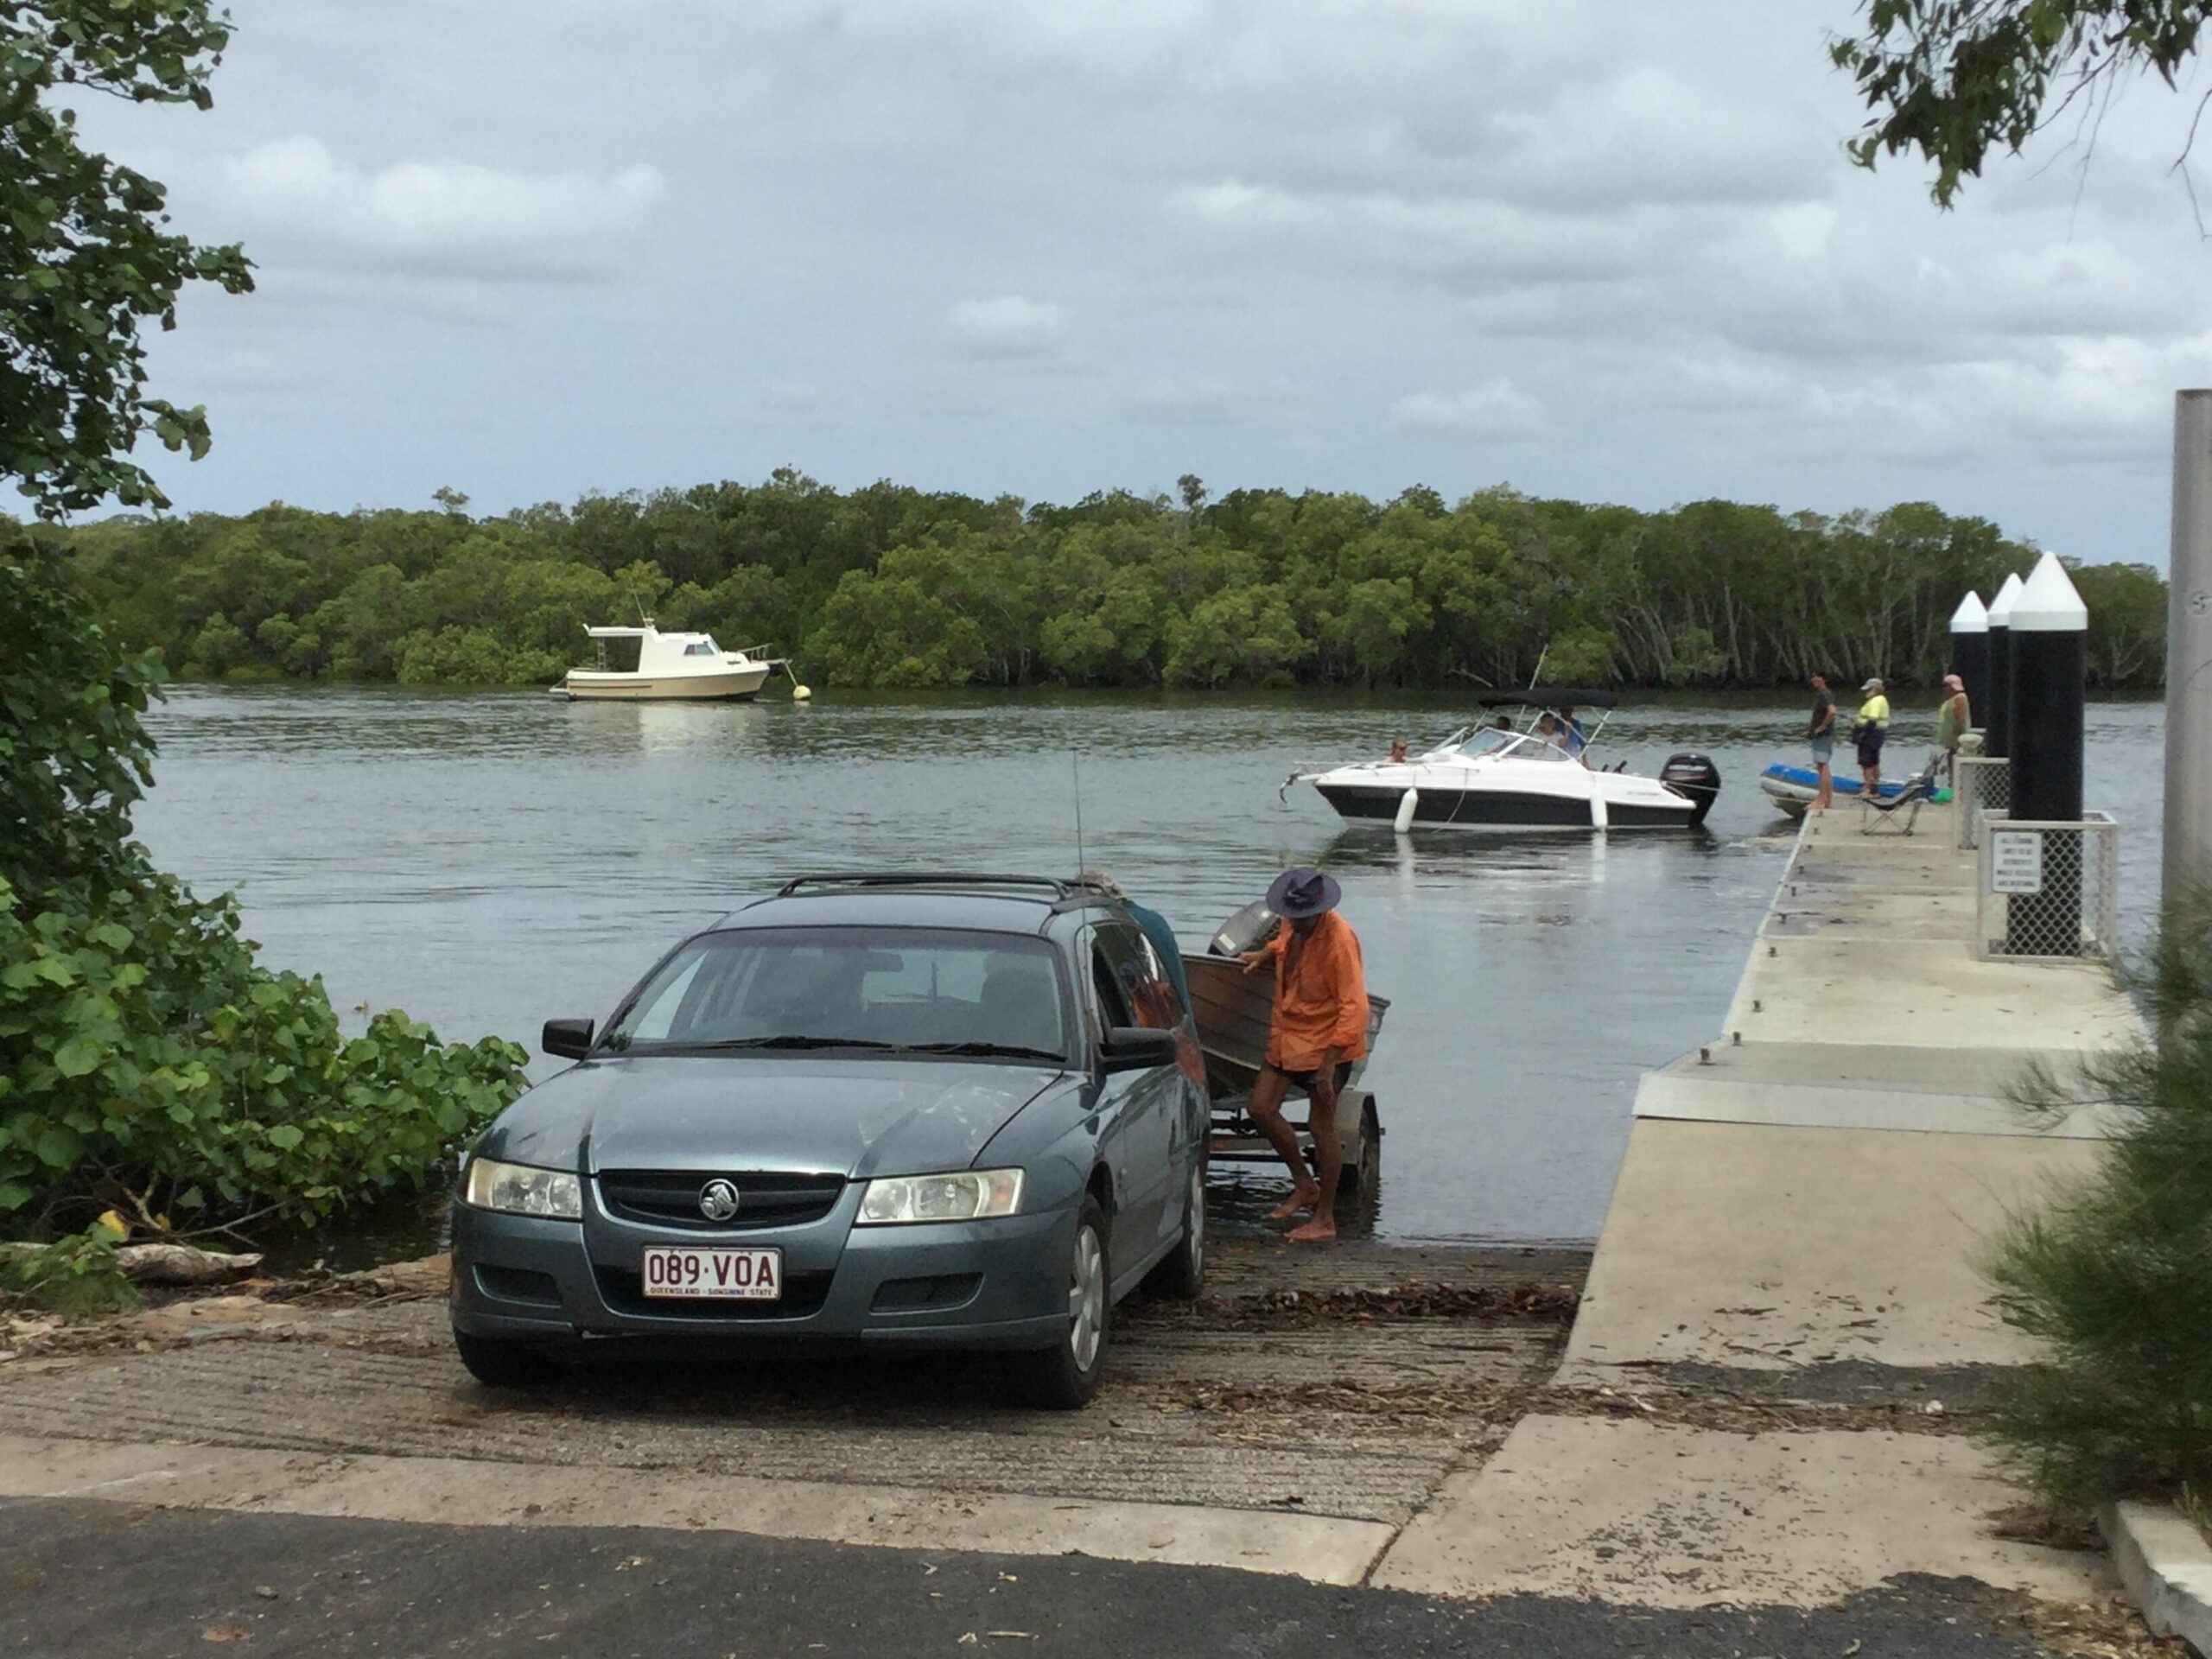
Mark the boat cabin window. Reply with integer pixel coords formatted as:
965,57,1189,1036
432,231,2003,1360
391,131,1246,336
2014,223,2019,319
595,635,642,672
682,638,721,657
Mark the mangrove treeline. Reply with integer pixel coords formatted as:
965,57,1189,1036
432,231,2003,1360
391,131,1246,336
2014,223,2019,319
40,472,2168,691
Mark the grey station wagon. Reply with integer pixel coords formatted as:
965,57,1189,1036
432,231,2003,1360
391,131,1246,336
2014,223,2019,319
448,874,1209,1408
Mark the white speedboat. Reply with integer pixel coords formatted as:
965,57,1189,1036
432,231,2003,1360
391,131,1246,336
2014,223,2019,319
559,623,779,702
1287,692,1720,830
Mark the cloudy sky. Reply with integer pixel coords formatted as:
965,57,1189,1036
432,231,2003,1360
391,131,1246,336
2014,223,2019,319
76,1,2212,564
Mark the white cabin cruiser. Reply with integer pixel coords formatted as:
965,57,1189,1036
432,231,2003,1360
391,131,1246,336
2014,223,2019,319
559,623,779,702
1288,691,1721,830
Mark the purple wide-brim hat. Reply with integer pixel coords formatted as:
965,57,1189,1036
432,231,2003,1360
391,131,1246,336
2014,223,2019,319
1267,866,1342,919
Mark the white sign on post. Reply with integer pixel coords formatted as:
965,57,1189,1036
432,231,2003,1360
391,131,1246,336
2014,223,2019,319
1990,830,2044,894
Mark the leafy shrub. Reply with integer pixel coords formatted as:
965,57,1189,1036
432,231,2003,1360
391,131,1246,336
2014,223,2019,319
0,1225,138,1318
1,541,526,1238
1986,891,2212,1506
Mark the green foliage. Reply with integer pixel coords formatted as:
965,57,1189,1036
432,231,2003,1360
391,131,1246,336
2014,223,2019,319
1985,887,2212,1505
1833,2,2212,206
0,540,526,1236
45,478,2163,693
1,1,255,515
0,1224,137,1316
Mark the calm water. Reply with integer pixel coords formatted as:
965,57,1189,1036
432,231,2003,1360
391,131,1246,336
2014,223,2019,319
134,689,2167,1247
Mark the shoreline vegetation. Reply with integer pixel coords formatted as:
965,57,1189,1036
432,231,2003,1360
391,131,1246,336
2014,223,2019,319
39,473,2166,694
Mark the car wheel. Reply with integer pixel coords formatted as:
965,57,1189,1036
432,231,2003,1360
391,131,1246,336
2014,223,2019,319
1004,1195,1110,1409
452,1327,558,1388
1142,1161,1205,1300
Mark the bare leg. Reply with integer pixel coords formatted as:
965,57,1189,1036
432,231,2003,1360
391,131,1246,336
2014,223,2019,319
1248,1066,1319,1218
1813,760,1831,810
1287,1077,1341,1243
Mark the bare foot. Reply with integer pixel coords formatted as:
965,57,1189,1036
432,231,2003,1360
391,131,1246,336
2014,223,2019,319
1287,1216,1337,1243
1266,1186,1319,1221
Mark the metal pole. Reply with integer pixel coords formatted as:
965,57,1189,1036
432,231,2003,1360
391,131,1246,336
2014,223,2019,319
2165,390,2212,907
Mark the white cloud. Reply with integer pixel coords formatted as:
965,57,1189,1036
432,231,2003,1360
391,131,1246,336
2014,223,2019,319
1390,381,1547,440
202,137,665,283
83,0,2212,561
944,295,1071,359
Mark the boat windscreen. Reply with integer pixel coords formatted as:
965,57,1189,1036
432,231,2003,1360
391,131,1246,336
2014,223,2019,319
1453,728,1516,757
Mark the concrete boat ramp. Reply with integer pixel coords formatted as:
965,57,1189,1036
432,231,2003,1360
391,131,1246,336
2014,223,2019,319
0,804,2158,1634
0,1238,1585,1586
1373,809,2144,1612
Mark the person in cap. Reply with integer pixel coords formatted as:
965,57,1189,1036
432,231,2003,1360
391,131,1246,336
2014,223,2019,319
1807,672,1837,810
1854,677,1891,792
1238,867,1370,1243
1935,673,1971,779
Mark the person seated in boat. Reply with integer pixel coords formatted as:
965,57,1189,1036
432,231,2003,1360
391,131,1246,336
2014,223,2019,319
1387,737,1408,764
1533,711,1563,748
1238,868,1369,1244
1559,707,1591,764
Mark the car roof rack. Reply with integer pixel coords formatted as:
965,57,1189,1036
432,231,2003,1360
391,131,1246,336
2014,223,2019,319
774,872,1079,899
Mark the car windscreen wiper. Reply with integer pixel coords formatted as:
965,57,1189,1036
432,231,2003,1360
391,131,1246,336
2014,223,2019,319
685,1034,900,1051
896,1041,1069,1062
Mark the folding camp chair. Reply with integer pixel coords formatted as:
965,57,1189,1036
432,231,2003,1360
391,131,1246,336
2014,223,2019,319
1858,753,1942,836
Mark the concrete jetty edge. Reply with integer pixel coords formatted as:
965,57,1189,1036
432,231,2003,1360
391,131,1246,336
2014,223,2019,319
2102,1501,2212,1655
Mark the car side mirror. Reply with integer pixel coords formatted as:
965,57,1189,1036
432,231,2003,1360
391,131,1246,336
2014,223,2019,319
1099,1025,1178,1073
542,1018,595,1060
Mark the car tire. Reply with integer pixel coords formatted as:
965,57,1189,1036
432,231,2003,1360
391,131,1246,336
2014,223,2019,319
1004,1195,1110,1410
452,1327,558,1388
1142,1161,1205,1301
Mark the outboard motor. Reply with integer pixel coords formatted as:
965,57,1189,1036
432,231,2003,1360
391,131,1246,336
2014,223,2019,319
1659,753,1722,826
1209,899,1282,957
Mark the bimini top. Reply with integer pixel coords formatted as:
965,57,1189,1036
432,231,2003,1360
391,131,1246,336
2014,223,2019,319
1474,687,1618,709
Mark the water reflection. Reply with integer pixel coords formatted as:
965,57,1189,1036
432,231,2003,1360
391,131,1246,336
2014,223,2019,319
136,687,2167,1246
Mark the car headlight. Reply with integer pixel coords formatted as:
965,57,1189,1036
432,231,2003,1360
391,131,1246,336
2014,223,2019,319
463,1155,583,1220
855,1168,1024,1225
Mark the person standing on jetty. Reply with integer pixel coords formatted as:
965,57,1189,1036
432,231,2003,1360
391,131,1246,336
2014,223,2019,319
1855,677,1891,792
1935,673,1971,779
1808,672,1837,809
1239,867,1370,1243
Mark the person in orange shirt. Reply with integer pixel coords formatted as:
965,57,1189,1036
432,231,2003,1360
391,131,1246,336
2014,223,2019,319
1239,866,1369,1243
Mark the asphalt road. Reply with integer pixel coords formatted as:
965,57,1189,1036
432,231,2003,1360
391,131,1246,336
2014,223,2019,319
0,1497,2067,1659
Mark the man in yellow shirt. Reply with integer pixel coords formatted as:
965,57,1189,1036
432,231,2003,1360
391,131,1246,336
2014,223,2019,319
1855,677,1891,792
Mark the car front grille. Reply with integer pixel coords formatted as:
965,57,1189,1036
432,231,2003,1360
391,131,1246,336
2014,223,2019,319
593,1265,836,1319
596,1169,847,1231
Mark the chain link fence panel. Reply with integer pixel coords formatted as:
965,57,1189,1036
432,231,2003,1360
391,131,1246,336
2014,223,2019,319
1975,812,2120,962
1955,754,2011,850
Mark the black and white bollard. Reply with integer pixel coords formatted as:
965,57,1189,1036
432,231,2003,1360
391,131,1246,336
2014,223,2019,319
1948,591,1988,739
1983,570,2024,759
2005,552,2088,954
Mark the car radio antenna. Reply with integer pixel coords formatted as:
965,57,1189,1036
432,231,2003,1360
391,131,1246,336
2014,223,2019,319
1071,749,1087,878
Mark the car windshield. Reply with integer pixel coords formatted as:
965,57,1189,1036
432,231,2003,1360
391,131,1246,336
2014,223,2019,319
600,926,1071,1060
